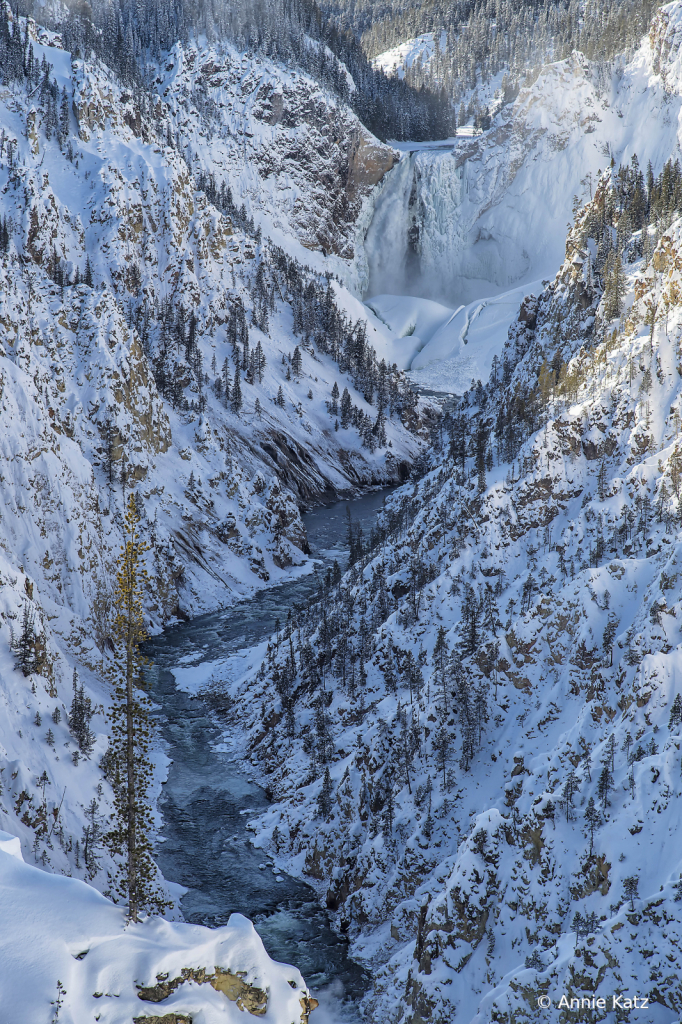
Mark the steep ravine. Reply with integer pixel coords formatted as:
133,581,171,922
143,490,392,1021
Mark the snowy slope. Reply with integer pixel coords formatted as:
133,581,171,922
0,6,429,971
177,120,682,1023
372,34,440,80
0,830,316,1024
365,284,543,392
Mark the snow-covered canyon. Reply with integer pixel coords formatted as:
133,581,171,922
359,13,682,392
6,0,682,1022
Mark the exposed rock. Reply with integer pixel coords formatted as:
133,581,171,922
137,966,268,1017
134,1015,192,1024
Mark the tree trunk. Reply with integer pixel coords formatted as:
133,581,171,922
126,568,137,923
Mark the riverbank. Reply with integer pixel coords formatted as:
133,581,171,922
144,489,395,1021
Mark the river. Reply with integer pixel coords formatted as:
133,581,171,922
142,488,394,1022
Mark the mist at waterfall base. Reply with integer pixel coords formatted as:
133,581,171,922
363,146,560,307
360,146,556,394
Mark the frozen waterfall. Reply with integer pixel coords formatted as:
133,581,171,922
363,145,534,307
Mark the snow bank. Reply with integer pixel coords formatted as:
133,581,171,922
0,830,313,1024
363,284,541,392
372,33,441,80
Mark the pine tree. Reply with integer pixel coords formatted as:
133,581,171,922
231,369,243,414
276,384,286,408
562,768,580,821
10,604,43,676
69,668,94,756
623,874,639,910
222,357,231,404
292,345,303,379
58,86,69,147
340,386,352,428
104,494,169,921
433,724,451,789
433,625,449,713
583,796,601,855
669,694,682,729
602,615,618,666
597,762,613,807
82,798,104,880
317,765,333,820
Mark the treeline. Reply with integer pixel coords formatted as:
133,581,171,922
50,0,454,140
354,0,662,106
0,8,72,146
582,157,682,315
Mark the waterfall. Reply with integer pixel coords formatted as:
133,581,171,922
362,145,534,307
362,153,417,299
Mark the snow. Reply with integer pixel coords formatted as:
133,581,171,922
0,11,425,1005
362,284,542,392
0,832,312,1023
200,148,682,1021
7,0,682,1020
364,294,457,369
372,33,443,80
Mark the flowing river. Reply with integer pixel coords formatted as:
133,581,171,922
142,488,393,1022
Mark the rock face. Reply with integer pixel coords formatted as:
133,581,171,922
346,127,399,197
159,41,398,261
135,964,318,1022
134,1014,192,1024
137,965,268,1015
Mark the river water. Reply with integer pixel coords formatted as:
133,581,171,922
143,488,393,1022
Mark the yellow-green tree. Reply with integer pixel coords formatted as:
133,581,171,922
104,494,169,921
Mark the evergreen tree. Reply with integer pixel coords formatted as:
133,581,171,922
82,798,104,879
58,86,70,147
104,494,169,921
222,357,231,404
10,604,44,676
330,381,340,415
276,385,286,408
669,694,682,729
623,874,639,911
254,339,266,383
562,768,580,821
292,345,303,379
433,724,451,789
340,386,352,428
583,796,601,855
602,615,618,666
317,765,333,819
69,668,94,756
597,762,613,807
231,369,243,414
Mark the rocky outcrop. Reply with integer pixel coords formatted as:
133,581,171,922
161,41,398,260
136,964,318,1021
137,966,268,1016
